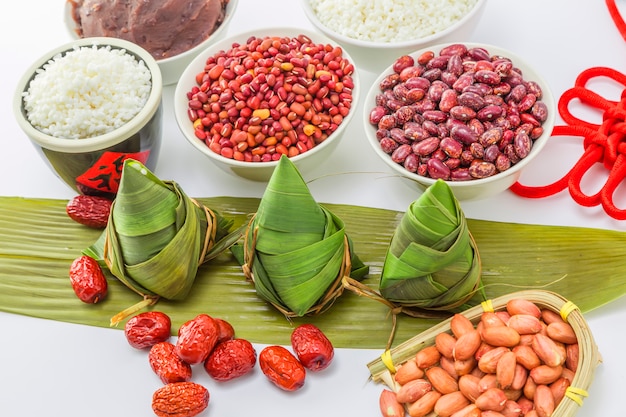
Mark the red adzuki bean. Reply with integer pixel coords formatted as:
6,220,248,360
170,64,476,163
186,35,355,162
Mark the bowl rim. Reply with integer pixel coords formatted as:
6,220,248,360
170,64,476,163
299,0,488,49
363,41,556,190
174,26,361,171
13,37,163,154
63,0,239,64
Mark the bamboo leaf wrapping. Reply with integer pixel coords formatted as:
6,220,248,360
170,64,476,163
84,160,241,301
232,155,369,317
379,180,483,311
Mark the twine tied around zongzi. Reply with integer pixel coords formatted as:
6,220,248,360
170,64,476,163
104,198,220,326
241,213,354,318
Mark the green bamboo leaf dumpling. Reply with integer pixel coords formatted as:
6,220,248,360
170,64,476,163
84,159,242,323
232,155,369,317
379,179,483,313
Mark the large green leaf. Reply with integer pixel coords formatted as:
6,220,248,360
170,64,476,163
1,196,626,349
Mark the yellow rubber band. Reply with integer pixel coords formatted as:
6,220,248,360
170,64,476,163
481,299,494,313
565,386,588,406
560,301,578,322
381,350,396,373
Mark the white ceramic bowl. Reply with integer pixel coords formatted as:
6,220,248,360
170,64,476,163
363,42,556,202
174,27,360,182
13,37,163,198
64,0,238,85
300,0,488,73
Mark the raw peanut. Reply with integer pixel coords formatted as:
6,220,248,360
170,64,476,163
454,329,482,361
481,326,520,347
454,357,477,376
519,334,535,346
435,391,470,417
259,345,306,391
507,314,543,335
496,351,517,389
291,323,334,371
561,367,575,384
478,346,509,374
396,378,432,403
175,314,219,365
540,308,565,325
523,374,537,400
526,411,539,417
503,388,522,401
68,255,108,304
549,376,570,405
517,396,535,415
124,311,171,349
203,338,257,381
459,374,482,401
66,194,112,228
546,321,577,344
479,373,497,392
532,333,565,367
440,356,459,379
475,387,508,412
565,343,579,371
152,381,209,417
395,359,425,385
379,389,405,417
512,345,541,370
495,311,511,324
511,364,529,390
479,411,506,417
534,385,555,417
450,404,481,417
474,342,493,361
407,390,441,417
481,312,506,329
451,314,475,338
530,365,563,385
416,345,442,369
149,342,192,384
506,299,541,319
501,399,523,417
426,366,459,394
435,333,457,359
214,318,235,344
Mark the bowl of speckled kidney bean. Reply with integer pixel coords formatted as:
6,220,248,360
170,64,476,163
174,27,359,182
364,42,556,201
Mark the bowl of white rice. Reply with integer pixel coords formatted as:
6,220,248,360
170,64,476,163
300,0,488,72
13,37,163,198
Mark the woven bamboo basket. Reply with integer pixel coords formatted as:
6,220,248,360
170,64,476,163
367,290,602,417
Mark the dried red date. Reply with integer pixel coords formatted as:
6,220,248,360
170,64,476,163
204,338,257,381
66,195,112,229
175,314,219,364
215,318,235,344
291,324,335,372
124,311,172,349
149,342,192,384
259,345,306,391
69,255,107,304
152,381,209,417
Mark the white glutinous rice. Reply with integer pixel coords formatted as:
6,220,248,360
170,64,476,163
22,44,152,139
309,0,479,43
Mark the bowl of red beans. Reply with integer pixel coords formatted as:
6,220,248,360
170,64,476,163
364,42,556,201
174,27,359,181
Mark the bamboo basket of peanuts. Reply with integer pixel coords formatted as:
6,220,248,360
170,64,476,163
367,290,602,417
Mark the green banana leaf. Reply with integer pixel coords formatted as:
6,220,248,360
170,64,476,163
1,196,625,349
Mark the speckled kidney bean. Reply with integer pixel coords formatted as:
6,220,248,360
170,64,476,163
369,43,549,181
413,137,441,156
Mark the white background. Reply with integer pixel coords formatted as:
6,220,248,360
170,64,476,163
1,0,625,416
